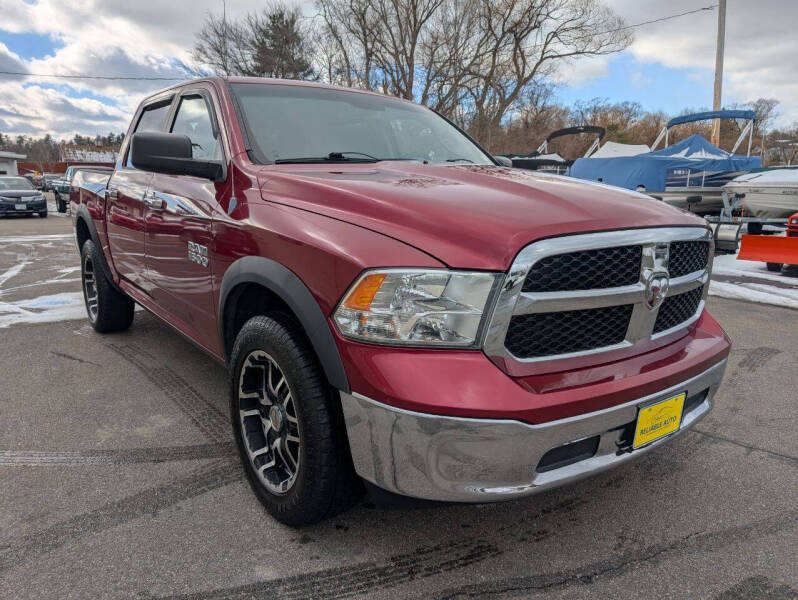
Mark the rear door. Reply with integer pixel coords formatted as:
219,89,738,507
106,96,173,292
144,85,228,351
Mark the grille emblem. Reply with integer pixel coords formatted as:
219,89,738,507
644,271,669,310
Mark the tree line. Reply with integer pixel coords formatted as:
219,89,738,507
3,1,796,164
191,0,793,163
0,132,125,162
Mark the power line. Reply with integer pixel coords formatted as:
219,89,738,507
0,4,719,83
585,4,718,38
0,71,188,81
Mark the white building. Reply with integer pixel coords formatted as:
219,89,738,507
61,146,117,163
0,151,26,176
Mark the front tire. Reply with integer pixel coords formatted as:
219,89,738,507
229,315,357,525
81,239,134,332
39,211,47,218
56,196,67,213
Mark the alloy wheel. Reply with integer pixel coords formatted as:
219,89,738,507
238,350,301,495
82,253,98,322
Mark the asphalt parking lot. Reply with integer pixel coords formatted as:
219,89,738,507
0,209,796,600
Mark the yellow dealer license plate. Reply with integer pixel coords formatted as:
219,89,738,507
633,392,686,449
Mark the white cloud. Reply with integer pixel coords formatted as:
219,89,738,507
605,0,798,126
552,55,612,88
0,0,796,137
0,0,266,138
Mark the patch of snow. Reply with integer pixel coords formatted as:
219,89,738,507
0,261,28,287
708,280,798,310
712,253,798,286
0,292,87,328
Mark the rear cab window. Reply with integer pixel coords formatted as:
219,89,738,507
125,100,173,168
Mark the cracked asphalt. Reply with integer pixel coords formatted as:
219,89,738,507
1,214,796,599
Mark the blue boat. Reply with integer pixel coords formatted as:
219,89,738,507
569,110,762,215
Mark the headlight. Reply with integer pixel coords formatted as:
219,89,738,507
333,269,501,347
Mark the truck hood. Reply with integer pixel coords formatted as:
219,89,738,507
258,163,704,270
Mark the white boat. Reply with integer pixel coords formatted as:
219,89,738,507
723,168,798,219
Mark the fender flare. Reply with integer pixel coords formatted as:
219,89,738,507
74,204,119,290
218,256,350,393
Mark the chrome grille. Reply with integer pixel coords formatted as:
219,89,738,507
522,245,642,292
654,285,704,334
483,227,713,376
506,305,633,358
669,241,710,278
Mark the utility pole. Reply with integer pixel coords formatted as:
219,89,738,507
711,0,726,146
222,0,229,76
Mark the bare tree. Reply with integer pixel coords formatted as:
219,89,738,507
193,13,253,76
313,0,631,144
314,0,382,89
769,124,798,165
193,2,315,79
460,0,632,144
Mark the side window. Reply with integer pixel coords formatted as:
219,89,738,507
126,101,172,167
171,95,221,161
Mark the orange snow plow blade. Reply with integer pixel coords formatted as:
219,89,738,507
738,235,798,265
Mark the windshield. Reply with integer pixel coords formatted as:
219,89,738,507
231,83,493,166
0,177,34,190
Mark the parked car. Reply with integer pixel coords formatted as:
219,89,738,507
53,166,113,212
72,77,731,525
41,173,61,192
0,175,47,218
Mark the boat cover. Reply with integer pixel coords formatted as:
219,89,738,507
590,141,650,158
569,134,761,191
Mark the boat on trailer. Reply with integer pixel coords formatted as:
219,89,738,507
504,126,605,174
569,110,762,215
723,167,798,219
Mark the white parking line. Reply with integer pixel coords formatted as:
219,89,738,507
0,234,74,243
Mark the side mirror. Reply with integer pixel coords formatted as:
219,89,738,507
493,155,513,168
130,132,224,181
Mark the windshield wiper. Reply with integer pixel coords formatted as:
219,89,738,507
275,151,380,164
445,158,474,163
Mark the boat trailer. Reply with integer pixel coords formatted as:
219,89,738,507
705,191,794,254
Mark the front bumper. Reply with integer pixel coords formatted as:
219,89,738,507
0,198,46,215
341,358,726,502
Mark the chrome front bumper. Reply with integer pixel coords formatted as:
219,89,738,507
341,359,727,502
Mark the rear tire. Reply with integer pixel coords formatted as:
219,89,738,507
39,211,47,218
80,239,134,332
229,314,358,525
766,262,783,273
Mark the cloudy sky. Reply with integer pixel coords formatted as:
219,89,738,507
0,0,796,140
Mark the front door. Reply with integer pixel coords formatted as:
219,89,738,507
144,89,227,351
106,97,172,292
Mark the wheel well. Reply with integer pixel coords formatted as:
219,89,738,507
75,217,91,250
222,282,298,360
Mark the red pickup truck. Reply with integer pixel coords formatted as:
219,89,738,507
72,77,730,525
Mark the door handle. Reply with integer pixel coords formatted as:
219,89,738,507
143,191,164,210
